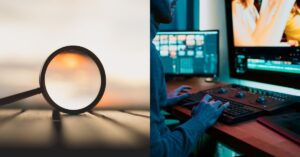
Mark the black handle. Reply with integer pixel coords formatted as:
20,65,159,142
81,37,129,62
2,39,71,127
0,88,41,106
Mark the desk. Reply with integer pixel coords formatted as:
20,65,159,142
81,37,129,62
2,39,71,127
0,108,149,156
167,78,300,157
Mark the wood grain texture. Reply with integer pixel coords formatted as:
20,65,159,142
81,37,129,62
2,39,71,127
0,109,149,151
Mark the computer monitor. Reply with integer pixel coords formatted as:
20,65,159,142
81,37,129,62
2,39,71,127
153,30,219,77
225,0,300,89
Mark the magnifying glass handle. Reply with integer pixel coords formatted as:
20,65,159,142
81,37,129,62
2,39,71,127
0,88,41,106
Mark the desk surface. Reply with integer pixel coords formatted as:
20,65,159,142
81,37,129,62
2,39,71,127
167,77,300,157
0,108,149,156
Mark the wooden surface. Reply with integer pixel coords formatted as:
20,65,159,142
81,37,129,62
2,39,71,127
167,77,300,157
0,108,149,156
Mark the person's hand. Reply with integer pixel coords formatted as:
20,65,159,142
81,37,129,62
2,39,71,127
288,40,299,47
191,94,229,129
166,85,192,106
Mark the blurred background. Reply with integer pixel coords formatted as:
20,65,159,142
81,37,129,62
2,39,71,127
0,0,149,110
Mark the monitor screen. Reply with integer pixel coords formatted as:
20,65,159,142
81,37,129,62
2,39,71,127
226,0,300,89
231,0,300,47
153,30,219,77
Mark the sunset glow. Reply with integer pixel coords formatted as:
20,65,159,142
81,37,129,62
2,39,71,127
51,52,88,69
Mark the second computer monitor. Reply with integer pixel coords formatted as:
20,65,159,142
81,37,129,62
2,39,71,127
153,30,219,77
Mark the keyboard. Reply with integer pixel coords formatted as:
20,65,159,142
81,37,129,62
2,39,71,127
180,84,300,124
182,92,264,124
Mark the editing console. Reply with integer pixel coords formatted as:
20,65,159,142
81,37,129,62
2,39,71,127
182,84,300,124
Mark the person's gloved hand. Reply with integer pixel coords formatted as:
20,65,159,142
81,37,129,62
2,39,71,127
166,85,192,106
191,94,229,129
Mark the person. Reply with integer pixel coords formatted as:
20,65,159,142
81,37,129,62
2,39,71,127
285,0,300,46
232,0,260,46
232,0,296,46
150,0,229,157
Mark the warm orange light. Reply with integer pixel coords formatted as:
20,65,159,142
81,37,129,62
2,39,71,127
50,52,88,69
61,53,82,69
62,55,79,68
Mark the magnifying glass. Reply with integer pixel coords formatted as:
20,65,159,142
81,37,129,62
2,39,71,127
0,45,106,114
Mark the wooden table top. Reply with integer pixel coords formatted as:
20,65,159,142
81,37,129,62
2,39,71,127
167,77,300,157
0,108,149,156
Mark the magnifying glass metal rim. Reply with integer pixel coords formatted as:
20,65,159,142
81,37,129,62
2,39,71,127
40,45,106,114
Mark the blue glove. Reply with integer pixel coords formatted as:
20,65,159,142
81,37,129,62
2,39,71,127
191,94,229,129
166,85,192,106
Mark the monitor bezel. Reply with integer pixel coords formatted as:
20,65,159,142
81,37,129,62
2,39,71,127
156,30,220,78
225,0,300,90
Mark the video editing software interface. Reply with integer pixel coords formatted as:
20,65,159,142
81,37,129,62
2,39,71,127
228,0,300,88
235,51,300,75
153,31,218,76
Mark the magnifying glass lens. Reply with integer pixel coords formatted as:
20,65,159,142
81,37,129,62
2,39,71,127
44,52,101,111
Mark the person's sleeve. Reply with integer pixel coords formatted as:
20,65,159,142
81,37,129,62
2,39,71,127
151,117,206,157
150,40,207,157
163,98,179,107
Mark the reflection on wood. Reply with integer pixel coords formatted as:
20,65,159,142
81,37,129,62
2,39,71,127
120,110,150,118
0,110,54,148
0,109,149,151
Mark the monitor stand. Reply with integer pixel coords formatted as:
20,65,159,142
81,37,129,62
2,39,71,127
205,77,217,83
